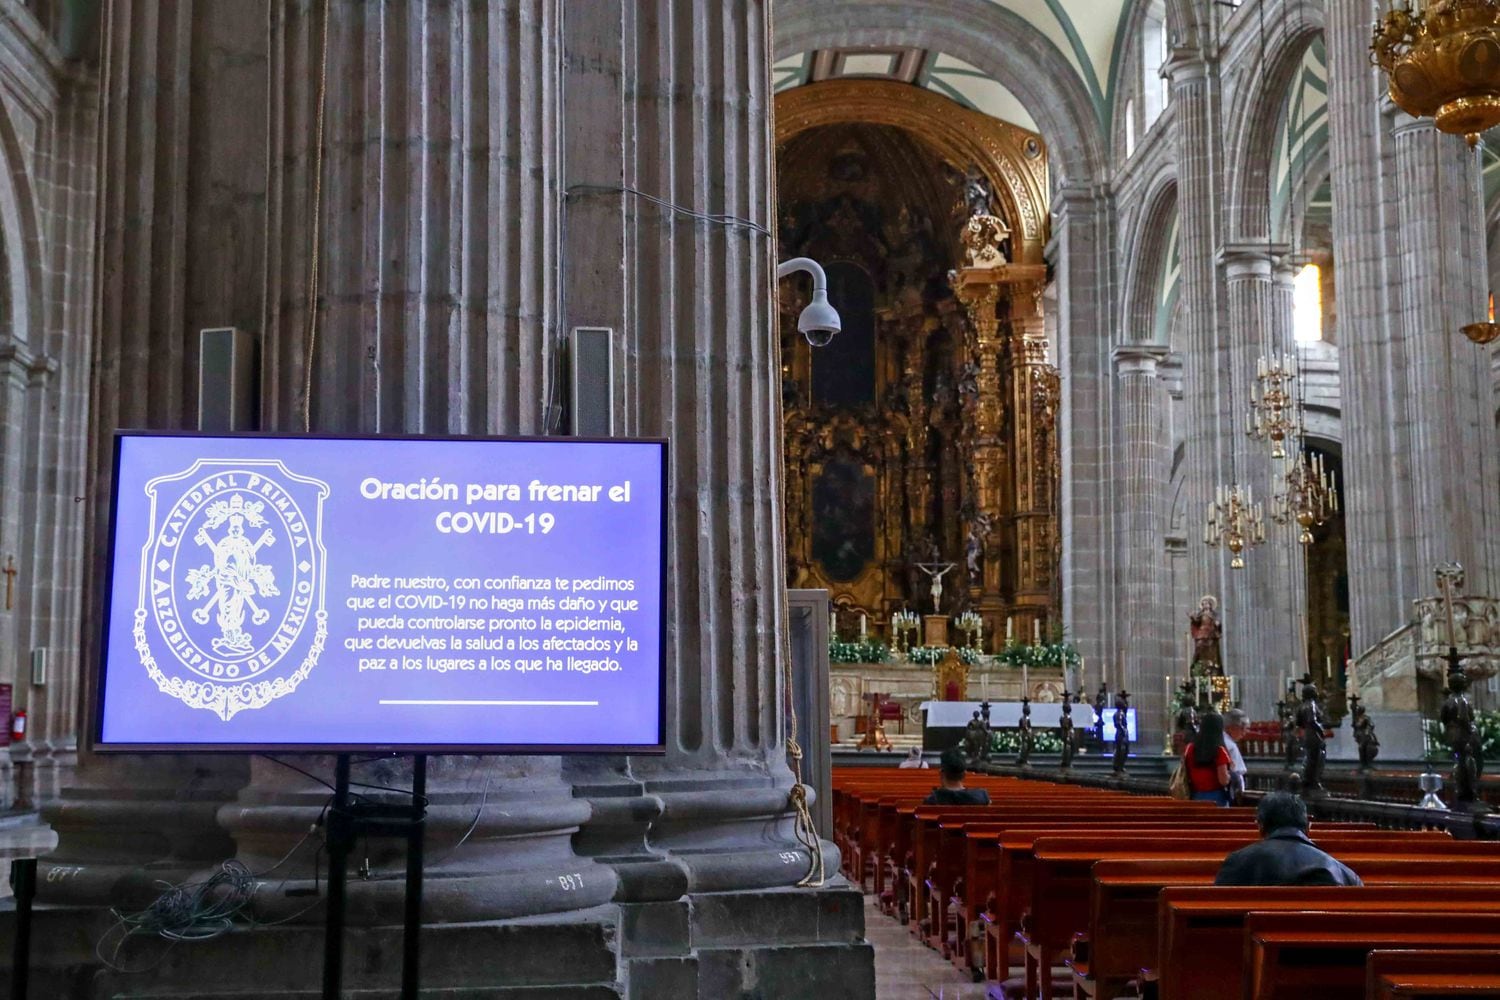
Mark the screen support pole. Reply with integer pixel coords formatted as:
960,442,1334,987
401,754,426,999
321,752,427,1000
322,753,352,999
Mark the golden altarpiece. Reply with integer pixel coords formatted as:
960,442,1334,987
775,81,1060,647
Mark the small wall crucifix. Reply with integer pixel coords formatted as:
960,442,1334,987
3,556,15,611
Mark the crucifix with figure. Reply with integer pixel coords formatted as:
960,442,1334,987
915,562,956,615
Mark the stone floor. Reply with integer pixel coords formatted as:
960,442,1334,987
865,894,989,999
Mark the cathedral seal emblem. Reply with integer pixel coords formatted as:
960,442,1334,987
133,459,330,721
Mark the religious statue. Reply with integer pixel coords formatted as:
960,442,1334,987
963,710,988,766
1189,596,1223,676
1440,668,1486,810
1296,681,1329,794
1059,690,1077,769
1092,685,1108,745
1277,696,1300,772
917,562,956,614
1111,690,1131,775
1350,694,1380,771
1017,697,1033,767
964,514,993,584
960,164,995,219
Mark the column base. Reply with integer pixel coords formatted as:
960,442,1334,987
0,883,874,999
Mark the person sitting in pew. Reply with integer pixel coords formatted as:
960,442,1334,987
923,748,991,805
898,747,928,769
1183,711,1233,806
1215,791,1363,886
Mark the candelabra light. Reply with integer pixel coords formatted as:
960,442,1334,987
1205,483,1266,569
1247,352,1303,460
1272,447,1339,545
954,610,983,650
890,609,921,654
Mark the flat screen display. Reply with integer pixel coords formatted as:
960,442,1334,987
96,432,667,753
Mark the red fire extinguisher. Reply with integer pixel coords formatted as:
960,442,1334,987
10,709,26,743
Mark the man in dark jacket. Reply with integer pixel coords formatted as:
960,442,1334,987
923,748,991,805
1215,791,1362,886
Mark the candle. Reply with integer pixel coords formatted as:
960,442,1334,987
1006,617,1014,642
830,610,837,636
1033,620,1041,645
1022,663,1029,696
860,613,867,639
982,671,989,701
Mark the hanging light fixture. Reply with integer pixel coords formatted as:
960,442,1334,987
1272,446,1339,545
1247,350,1302,459
1205,483,1267,570
1371,1,1500,147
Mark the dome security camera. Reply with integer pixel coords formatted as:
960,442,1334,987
797,288,841,347
777,257,842,349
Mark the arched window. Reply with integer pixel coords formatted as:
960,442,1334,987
1124,98,1137,158
1293,263,1323,343
1142,5,1168,127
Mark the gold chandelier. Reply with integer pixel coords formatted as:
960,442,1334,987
1205,483,1266,570
1371,1,1500,146
1271,447,1339,545
1246,352,1302,460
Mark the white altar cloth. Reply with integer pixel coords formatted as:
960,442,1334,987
920,700,1137,740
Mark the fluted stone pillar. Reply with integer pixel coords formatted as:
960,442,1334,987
45,0,619,924
1114,344,1172,741
1389,112,1499,599
1326,3,1424,651
1055,186,1117,675
1220,244,1301,716
559,0,847,898
1166,50,1229,658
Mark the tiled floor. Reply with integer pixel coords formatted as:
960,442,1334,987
865,894,990,999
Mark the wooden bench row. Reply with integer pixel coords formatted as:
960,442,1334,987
832,766,1500,1000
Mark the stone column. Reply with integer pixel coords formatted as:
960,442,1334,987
1054,186,1116,678
1166,49,1229,648
1220,243,1301,716
13,74,98,806
1389,112,1499,599
39,0,249,906
1113,344,1171,740
46,0,620,924
559,0,848,901
1326,4,1421,651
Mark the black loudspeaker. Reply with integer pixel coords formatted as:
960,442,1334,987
198,327,259,432
569,326,615,437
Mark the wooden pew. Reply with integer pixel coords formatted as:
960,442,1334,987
1245,910,1500,1000
1073,835,1463,997
1021,835,1494,1000
948,816,1255,975
1157,870,1500,1000
1367,949,1500,999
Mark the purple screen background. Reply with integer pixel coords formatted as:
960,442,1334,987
99,435,664,750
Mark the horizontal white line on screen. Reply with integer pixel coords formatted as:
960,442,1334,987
377,699,601,707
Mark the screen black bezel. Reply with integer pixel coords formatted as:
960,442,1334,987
94,430,669,755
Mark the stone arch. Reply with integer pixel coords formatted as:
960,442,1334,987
775,80,1051,264
0,95,40,350
1121,167,1179,342
773,0,1107,187
1222,2,1327,241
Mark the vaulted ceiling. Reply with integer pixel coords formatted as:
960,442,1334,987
774,0,1140,133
